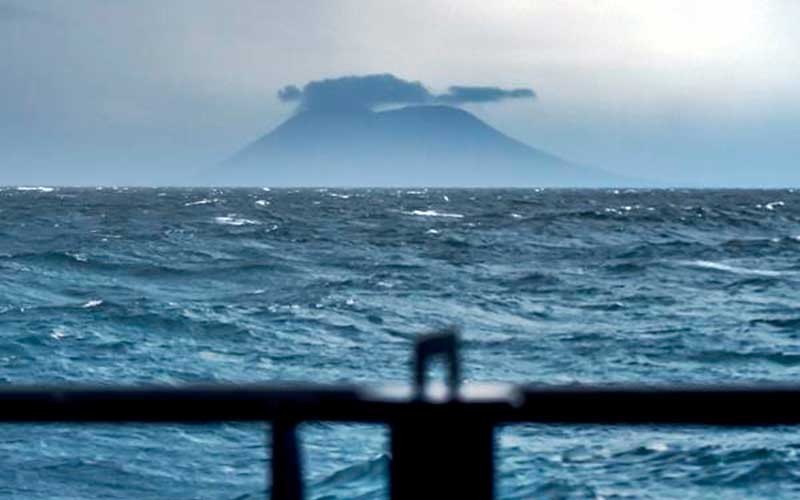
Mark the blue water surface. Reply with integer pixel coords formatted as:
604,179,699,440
2,187,800,499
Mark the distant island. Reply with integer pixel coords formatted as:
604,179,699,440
209,74,634,187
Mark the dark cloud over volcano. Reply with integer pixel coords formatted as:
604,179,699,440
436,86,535,104
277,74,430,111
278,73,536,111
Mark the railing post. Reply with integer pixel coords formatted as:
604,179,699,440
390,415,495,500
390,330,495,500
270,420,303,500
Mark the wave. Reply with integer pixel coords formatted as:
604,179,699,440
0,250,204,277
214,216,260,226
403,209,464,218
691,349,800,367
761,201,785,211
750,317,800,330
81,299,104,309
681,260,789,277
616,241,707,260
602,261,648,274
313,453,389,489
1,250,93,266
184,198,219,206
498,272,562,291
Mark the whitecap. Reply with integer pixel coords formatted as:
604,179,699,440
606,205,638,214
765,201,785,210
443,195,450,202
329,193,351,199
184,198,218,207
82,299,103,309
214,216,260,226
255,199,270,207
198,351,238,363
404,210,463,219
510,213,523,219
262,187,271,192
426,229,441,235
50,328,67,340
67,252,88,263
645,441,669,452
17,186,55,193
684,260,786,277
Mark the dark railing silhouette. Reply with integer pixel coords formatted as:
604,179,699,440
2,330,800,499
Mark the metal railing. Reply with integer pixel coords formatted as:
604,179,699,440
2,330,800,499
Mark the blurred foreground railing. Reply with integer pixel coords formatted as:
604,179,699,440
2,330,800,499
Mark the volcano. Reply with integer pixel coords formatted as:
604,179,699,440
216,105,628,187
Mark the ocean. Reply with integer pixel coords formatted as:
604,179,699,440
1,187,800,499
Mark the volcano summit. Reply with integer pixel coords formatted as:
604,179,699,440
214,74,628,187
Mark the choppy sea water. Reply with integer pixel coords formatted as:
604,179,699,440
2,187,800,499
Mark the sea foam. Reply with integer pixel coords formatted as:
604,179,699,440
404,209,464,218
685,260,787,277
214,216,260,226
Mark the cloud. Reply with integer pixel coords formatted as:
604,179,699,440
277,74,536,111
277,85,302,102
280,74,430,111
435,85,536,104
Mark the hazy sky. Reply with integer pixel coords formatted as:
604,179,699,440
1,0,798,186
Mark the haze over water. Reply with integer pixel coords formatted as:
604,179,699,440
2,187,800,498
